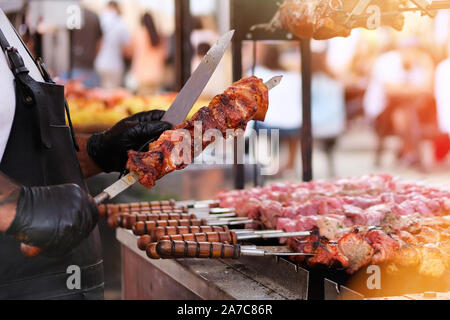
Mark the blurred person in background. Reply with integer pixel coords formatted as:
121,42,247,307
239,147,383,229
433,10,450,63
126,12,167,96
310,48,346,177
252,45,302,177
192,41,228,99
253,44,345,178
364,38,436,168
190,16,227,98
333,33,379,123
17,13,41,59
310,45,346,139
433,51,450,162
68,6,102,88
94,1,130,89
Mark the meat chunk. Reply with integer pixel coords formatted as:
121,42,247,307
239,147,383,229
306,240,349,268
365,230,399,265
392,245,421,268
416,226,441,244
337,231,374,274
417,245,447,278
279,0,406,40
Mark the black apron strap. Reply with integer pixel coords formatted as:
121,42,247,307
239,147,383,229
0,24,10,49
0,27,31,78
0,26,79,151
4,25,80,151
0,27,52,147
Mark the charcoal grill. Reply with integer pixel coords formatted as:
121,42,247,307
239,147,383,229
117,225,450,300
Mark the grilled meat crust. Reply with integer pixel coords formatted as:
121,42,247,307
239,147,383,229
279,0,406,40
337,231,374,274
288,224,450,276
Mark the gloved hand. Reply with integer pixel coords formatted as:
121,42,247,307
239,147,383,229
87,110,172,173
6,184,99,257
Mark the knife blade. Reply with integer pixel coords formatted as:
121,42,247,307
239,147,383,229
162,30,235,125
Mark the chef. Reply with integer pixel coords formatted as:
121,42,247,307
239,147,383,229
0,9,171,299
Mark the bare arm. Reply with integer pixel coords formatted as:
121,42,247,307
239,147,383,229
0,172,20,232
75,134,103,179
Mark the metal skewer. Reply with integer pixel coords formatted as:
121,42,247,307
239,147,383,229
207,219,255,226
136,227,310,250
239,248,314,257
237,231,311,240
158,229,311,245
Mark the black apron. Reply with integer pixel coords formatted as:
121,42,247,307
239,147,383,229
0,27,104,299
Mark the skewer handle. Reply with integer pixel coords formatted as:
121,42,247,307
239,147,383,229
136,225,229,249
132,219,206,235
110,212,196,229
160,231,238,244
146,240,240,259
98,200,181,217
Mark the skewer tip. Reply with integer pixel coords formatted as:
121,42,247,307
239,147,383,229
265,76,283,90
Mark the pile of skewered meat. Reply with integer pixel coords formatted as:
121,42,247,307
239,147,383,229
217,174,450,230
278,0,407,40
127,76,269,189
290,222,450,277
216,174,450,275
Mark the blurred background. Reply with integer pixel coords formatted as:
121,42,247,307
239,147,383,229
3,0,450,298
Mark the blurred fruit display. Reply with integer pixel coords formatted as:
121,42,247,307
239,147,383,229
64,81,208,133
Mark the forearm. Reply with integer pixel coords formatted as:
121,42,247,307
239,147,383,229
75,134,103,178
0,172,20,232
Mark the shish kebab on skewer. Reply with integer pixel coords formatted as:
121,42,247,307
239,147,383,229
104,199,242,229
145,240,314,260
94,75,280,205
128,217,255,233
138,218,448,274
109,210,252,229
99,201,238,228
136,227,311,250
98,201,231,217
126,76,279,190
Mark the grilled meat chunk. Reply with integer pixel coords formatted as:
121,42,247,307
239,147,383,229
337,230,374,274
417,245,447,278
127,76,269,188
279,0,406,40
365,230,399,265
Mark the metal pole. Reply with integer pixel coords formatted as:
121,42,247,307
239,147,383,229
251,40,264,187
232,38,245,189
230,0,245,190
300,39,313,182
175,0,192,90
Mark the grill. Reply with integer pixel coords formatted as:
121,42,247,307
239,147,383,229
115,199,450,300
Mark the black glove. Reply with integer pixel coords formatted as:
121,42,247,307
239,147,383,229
6,184,99,257
87,110,172,173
